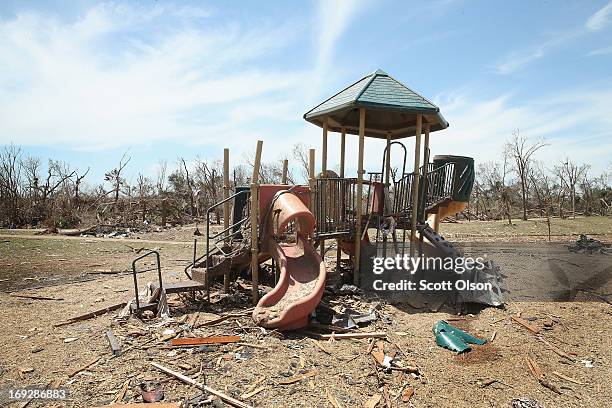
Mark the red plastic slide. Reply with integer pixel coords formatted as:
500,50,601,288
252,190,326,331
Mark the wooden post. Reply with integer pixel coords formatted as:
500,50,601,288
410,114,423,256
308,148,316,243
340,128,346,178
223,148,230,293
251,140,263,305
320,120,328,258
354,108,366,286
385,134,391,186
281,159,288,184
337,127,346,272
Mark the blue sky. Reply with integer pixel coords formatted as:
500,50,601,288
0,0,611,186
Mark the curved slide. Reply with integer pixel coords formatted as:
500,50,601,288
252,191,326,331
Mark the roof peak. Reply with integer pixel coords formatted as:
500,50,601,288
373,68,388,76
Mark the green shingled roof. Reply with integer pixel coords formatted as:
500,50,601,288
304,69,449,139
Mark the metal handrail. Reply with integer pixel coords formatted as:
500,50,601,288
183,189,251,279
131,250,162,312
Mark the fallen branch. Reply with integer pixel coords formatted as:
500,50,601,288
54,302,126,327
10,294,64,301
537,336,575,362
151,362,252,408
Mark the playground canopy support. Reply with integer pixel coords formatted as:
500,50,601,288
304,69,450,284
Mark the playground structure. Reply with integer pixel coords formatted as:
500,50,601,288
130,69,504,330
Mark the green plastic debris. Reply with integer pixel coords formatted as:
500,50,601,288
432,320,486,353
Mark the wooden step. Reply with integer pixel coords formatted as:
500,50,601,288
150,280,206,294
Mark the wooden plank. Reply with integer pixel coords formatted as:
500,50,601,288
171,335,241,347
512,316,541,334
354,108,366,286
151,362,253,408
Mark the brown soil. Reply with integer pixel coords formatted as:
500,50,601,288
0,223,610,407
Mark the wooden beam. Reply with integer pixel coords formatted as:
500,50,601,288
320,121,328,258
410,114,422,256
223,148,230,293
354,108,366,286
339,128,346,178
309,148,316,225
337,127,346,272
281,159,288,184
251,140,263,305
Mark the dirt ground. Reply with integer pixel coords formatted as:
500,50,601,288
0,217,610,408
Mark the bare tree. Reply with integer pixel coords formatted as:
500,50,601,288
104,152,131,210
292,143,310,183
477,160,514,224
554,158,589,219
155,160,168,195
178,157,196,216
530,162,554,241
73,167,90,206
505,129,547,221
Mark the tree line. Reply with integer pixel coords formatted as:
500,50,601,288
0,133,609,229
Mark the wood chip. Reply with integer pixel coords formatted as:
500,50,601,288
364,394,381,408
552,371,584,385
171,336,240,347
278,369,317,385
401,386,414,402
326,389,342,408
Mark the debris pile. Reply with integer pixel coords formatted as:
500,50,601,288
568,234,611,254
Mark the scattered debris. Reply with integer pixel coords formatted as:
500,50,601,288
580,359,594,368
151,362,253,408
511,398,545,408
278,369,317,385
432,320,486,353
140,381,164,403
170,335,241,347
568,234,611,255
63,337,78,343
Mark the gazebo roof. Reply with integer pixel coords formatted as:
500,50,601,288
303,69,448,139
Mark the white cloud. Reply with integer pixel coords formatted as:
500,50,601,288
494,31,578,75
588,45,612,56
309,0,368,98
0,3,307,150
586,1,612,31
429,86,612,175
